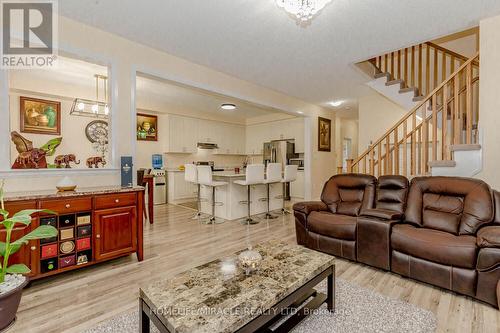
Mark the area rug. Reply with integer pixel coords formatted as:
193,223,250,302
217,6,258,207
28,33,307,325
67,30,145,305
84,279,437,333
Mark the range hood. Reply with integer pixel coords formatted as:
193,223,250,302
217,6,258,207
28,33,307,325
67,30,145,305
197,142,219,150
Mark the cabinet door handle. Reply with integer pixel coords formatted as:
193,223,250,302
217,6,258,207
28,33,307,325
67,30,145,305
31,246,36,251
96,234,101,239
115,199,120,203
65,204,71,208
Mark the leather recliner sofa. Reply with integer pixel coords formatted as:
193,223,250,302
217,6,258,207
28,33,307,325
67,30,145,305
293,174,500,308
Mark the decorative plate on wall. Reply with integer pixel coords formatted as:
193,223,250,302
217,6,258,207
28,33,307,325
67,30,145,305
85,120,109,143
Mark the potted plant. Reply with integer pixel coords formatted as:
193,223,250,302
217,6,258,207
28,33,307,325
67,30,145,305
0,180,58,331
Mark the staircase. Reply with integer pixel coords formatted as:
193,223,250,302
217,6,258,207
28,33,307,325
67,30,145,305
348,51,480,178
366,42,476,111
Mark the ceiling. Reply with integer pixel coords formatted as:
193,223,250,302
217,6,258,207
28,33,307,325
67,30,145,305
136,74,290,122
59,0,500,111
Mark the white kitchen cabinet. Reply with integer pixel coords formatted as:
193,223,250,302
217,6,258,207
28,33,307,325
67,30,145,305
246,118,304,155
290,170,305,199
167,115,197,153
167,171,197,203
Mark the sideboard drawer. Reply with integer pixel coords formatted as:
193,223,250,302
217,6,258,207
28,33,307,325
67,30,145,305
2,201,37,221
40,197,92,214
94,193,136,210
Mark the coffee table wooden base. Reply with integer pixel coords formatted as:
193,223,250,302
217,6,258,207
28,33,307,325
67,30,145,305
139,265,335,333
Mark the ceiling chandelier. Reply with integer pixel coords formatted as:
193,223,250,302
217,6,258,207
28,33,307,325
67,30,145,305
276,0,332,23
70,74,110,118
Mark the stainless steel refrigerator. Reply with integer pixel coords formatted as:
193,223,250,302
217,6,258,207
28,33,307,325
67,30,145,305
263,140,297,200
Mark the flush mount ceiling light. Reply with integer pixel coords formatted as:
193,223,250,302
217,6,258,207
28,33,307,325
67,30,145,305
220,103,237,110
276,0,332,24
329,100,343,107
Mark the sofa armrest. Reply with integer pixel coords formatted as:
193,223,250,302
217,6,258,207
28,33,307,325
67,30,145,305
477,226,500,248
293,201,328,215
360,208,402,220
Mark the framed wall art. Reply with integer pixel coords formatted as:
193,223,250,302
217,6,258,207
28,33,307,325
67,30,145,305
20,96,61,135
137,113,158,141
318,117,332,152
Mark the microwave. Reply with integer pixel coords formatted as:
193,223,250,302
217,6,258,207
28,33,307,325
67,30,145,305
289,158,304,170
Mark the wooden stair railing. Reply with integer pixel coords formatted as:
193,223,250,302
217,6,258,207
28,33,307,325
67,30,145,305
370,42,478,98
349,52,479,177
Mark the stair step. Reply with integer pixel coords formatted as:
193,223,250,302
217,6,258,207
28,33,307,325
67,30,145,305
374,72,390,80
450,144,481,151
385,79,404,87
413,96,426,102
399,87,417,95
428,160,456,168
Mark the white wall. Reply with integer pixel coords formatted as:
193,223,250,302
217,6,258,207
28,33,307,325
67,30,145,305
476,15,500,189
357,92,407,154
0,16,336,198
434,27,479,59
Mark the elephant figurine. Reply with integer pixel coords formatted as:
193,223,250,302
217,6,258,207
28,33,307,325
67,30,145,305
54,154,80,168
16,149,46,169
86,156,106,168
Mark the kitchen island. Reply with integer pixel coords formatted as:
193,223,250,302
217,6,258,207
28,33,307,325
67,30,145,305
199,171,283,221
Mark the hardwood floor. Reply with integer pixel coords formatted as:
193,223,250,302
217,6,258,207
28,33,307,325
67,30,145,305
11,203,500,333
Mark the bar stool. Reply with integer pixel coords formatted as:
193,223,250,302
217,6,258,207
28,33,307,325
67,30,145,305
234,164,265,225
262,163,282,220
280,165,298,214
184,164,205,220
197,165,227,224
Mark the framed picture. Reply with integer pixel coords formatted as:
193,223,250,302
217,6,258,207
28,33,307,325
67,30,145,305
318,117,331,152
137,113,158,141
20,97,61,135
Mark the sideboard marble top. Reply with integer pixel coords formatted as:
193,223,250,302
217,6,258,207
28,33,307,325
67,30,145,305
140,240,335,333
3,186,145,201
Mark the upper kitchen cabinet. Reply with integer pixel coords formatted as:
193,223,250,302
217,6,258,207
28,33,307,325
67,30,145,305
246,118,304,155
167,115,245,155
221,124,245,155
167,115,197,153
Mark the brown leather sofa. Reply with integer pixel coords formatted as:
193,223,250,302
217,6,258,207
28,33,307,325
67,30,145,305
294,174,376,260
293,175,500,308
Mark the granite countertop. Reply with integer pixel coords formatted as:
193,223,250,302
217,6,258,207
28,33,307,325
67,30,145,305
140,240,335,333
212,171,246,178
4,186,145,201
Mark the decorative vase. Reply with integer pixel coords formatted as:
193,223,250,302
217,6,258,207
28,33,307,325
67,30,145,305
56,176,77,192
44,106,56,128
238,247,262,276
0,276,29,331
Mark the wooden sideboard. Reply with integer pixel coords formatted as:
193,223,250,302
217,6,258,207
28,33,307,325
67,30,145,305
0,187,144,280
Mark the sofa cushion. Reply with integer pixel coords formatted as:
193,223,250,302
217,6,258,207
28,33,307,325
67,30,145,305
376,175,409,213
307,211,356,241
391,224,478,269
405,176,494,235
320,174,376,217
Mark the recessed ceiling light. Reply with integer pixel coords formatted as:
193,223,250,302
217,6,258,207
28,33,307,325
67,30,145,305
330,100,343,107
221,103,236,110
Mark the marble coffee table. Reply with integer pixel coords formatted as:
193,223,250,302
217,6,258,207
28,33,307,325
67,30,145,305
139,240,335,333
